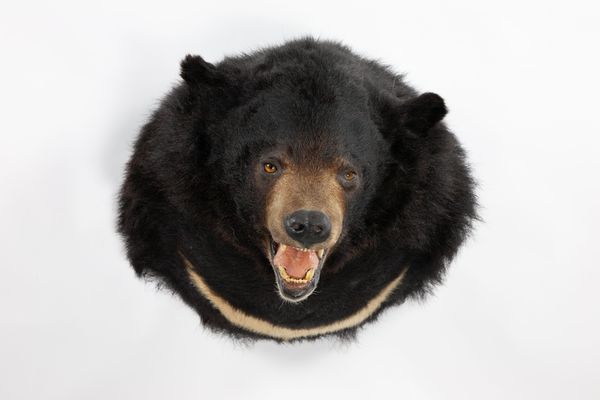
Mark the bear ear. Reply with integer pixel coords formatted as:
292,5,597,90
180,54,226,86
401,92,447,134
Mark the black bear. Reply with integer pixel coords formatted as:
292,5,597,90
118,37,477,341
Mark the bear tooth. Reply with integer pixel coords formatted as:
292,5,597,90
278,265,288,278
305,269,315,280
317,249,324,259
280,244,287,252
277,264,313,284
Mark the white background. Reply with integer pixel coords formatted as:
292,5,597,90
1,0,599,399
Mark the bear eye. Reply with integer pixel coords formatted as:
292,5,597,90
339,169,359,190
263,162,278,174
344,170,357,181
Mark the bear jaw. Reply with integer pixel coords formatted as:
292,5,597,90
268,240,329,303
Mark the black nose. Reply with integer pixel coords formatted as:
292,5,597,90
284,210,331,247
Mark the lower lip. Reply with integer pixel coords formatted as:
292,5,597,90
277,279,315,298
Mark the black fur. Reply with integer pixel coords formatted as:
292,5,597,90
117,37,477,341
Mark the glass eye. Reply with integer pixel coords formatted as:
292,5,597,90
344,170,357,181
263,162,278,174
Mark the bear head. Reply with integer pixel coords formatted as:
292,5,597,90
118,38,477,341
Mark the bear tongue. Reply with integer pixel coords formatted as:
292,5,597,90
273,245,319,278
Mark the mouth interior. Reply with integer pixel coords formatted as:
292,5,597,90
271,242,325,286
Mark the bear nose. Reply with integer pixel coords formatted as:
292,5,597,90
284,210,331,247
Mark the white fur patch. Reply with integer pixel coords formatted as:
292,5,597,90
182,255,407,340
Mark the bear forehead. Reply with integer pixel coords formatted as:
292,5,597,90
216,88,384,163
216,116,385,168
209,41,386,160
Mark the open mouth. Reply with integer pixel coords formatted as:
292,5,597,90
269,240,328,302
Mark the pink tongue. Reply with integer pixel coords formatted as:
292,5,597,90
273,246,319,278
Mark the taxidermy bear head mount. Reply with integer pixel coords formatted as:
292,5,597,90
118,38,477,341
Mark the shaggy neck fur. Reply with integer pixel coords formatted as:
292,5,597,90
181,255,408,340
